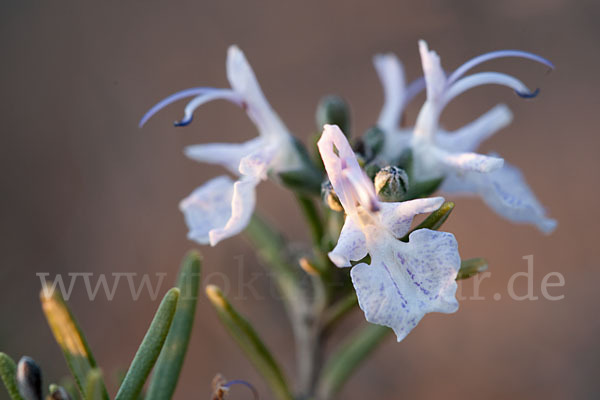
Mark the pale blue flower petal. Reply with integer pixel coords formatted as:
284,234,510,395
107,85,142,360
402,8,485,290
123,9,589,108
226,45,291,140
374,53,406,132
418,40,446,101
208,175,260,246
436,149,504,174
436,104,513,153
179,143,274,246
377,197,445,238
380,129,412,162
179,176,236,245
351,228,460,342
184,137,265,175
328,216,368,268
318,125,379,214
442,161,557,233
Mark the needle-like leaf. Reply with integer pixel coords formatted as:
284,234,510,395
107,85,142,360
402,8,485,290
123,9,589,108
39,283,109,399
115,288,180,400
0,353,24,400
146,251,202,400
206,285,293,400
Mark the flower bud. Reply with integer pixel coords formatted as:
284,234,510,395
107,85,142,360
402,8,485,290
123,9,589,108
48,385,72,400
17,356,42,400
374,166,409,202
321,180,343,212
316,95,351,136
361,126,385,159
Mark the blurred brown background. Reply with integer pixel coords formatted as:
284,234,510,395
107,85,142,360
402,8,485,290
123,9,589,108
1,0,599,399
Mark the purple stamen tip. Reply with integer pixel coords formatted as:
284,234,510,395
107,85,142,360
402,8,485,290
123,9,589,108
222,379,259,399
516,88,540,99
174,116,193,127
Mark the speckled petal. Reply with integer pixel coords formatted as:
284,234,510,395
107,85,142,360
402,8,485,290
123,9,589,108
328,216,368,268
442,161,556,233
436,149,504,174
351,228,460,342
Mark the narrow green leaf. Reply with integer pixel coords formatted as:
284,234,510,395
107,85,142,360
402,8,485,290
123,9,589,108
0,353,24,400
84,369,104,400
457,258,489,280
39,284,109,399
206,285,293,400
115,288,180,400
400,201,455,242
295,194,325,250
146,251,202,400
317,324,390,399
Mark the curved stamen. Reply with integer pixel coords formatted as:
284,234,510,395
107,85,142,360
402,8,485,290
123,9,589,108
442,71,538,108
139,87,216,127
516,88,540,98
173,89,243,127
221,379,259,399
446,50,554,86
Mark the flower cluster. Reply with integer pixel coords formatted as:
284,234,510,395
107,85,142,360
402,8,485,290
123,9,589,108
141,46,302,246
141,41,556,342
374,41,556,233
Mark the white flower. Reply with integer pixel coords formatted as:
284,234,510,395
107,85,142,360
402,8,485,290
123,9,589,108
374,41,557,233
141,46,301,246
318,124,460,342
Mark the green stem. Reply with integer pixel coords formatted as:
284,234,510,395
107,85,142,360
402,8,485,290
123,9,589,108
316,324,391,399
206,285,294,400
296,194,324,248
115,288,180,400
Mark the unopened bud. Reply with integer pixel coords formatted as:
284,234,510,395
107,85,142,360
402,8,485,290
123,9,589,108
321,181,343,212
374,166,409,202
316,95,351,136
48,385,72,400
17,356,42,400
361,126,385,159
